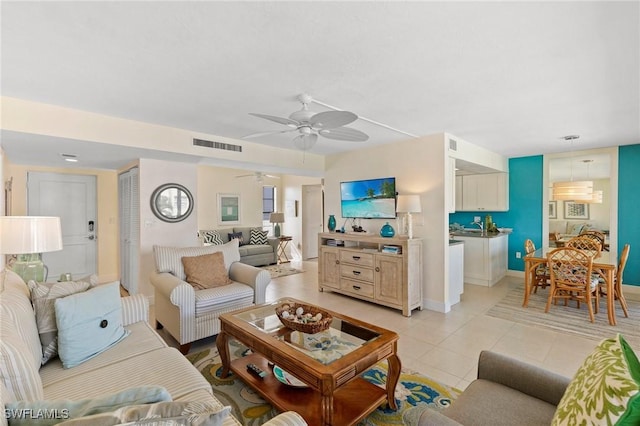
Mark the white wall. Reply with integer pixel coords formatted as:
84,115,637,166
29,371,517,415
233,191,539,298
325,133,452,312
138,159,198,298
281,175,323,260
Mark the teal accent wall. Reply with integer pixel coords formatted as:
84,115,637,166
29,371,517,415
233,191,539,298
618,144,640,285
449,156,543,271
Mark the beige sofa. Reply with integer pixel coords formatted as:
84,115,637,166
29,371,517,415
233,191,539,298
0,269,305,426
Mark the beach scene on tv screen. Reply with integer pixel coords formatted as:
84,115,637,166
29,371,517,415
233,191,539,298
341,178,396,218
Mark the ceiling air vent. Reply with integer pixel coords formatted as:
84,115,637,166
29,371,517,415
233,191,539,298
193,138,242,152
449,138,457,151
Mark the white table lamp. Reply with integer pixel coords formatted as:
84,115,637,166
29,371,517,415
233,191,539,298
396,195,422,239
0,216,63,282
269,212,285,237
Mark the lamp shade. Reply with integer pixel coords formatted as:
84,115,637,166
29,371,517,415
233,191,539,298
269,212,285,224
0,216,63,254
551,181,594,201
396,195,422,213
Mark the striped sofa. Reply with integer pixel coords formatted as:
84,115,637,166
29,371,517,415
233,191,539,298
0,269,305,426
151,239,272,354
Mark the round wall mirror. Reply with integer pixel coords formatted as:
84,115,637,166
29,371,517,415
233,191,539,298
150,183,194,223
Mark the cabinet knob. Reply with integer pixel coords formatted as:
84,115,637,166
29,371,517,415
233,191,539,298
352,270,361,276
352,256,361,261
335,260,340,265
375,267,380,272
353,285,361,290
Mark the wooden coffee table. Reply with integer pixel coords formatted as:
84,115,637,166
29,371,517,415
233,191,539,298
216,298,401,426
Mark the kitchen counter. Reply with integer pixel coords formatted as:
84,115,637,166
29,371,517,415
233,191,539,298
450,230,512,238
452,232,509,286
449,239,464,246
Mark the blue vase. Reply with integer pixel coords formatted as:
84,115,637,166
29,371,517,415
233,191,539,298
380,222,395,237
328,215,336,232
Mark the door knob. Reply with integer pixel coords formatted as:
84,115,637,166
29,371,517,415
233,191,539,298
87,235,95,240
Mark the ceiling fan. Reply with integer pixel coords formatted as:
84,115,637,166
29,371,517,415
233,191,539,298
244,94,369,151
235,172,280,182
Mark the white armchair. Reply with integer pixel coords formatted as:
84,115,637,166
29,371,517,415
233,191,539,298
150,239,271,354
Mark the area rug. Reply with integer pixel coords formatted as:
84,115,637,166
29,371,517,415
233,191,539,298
187,340,460,426
486,286,640,348
261,264,304,279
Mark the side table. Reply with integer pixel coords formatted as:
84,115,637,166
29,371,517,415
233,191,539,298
277,236,292,264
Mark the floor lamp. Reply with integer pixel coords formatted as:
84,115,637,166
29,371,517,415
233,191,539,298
0,216,63,283
396,195,422,239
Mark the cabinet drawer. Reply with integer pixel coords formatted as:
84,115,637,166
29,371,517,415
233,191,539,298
340,251,374,267
340,278,374,298
340,265,374,282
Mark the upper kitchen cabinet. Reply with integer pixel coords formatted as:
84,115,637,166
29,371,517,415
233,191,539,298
456,173,509,211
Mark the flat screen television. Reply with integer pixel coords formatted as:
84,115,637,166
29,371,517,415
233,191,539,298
340,177,397,219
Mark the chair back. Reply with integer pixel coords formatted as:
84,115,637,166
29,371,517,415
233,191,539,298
524,239,535,255
547,247,594,290
565,236,602,254
579,230,606,249
618,244,630,283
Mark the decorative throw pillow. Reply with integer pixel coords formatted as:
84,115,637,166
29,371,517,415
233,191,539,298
181,252,232,290
200,230,224,245
55,282,130,369
228,231,245,245
56,401,230,426
6,385,172,426
249,228,269,245
552,334,640,425
28,275,99,364
154,239,240,281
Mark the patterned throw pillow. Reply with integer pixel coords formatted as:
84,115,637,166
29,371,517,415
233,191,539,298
28,275,99,364
552,334,640,425
249,228,268,245
181,252,232,290
200,230,223,245
228,232,245,246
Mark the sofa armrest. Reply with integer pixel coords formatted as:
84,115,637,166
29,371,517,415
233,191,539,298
411,407,462,426
477,351,571,406
121,294,149,326
228,262,271,304
149,272,195,308
262,411,308,426
267,237,279,253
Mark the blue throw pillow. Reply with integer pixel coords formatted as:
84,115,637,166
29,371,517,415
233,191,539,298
54,282,130,369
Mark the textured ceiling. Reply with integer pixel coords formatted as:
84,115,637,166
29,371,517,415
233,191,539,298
1,1,638,171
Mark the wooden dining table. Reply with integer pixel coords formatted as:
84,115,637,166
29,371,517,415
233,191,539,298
523,247,618,325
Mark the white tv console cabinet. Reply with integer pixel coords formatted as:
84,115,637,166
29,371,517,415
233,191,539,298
318,232,423,316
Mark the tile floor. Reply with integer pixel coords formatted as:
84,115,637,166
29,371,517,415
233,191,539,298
152,259,632,391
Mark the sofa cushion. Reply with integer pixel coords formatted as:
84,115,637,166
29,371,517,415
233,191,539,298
55,283,130,369
552,334,640,425
56,401,230,426
6,385,171,426
28,276,98,364
445,379,558,425
194,283,254,317
199,230,224,245
238,244,276,257
249,228,268,245
0,330,45,402
182,252,232,290
154,239,241,280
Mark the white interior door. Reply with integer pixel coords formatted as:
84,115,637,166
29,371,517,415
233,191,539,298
302,184,323,259
118,168,139,293
27,172,97,281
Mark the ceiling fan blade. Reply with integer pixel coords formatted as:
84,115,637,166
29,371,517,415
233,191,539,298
309,110,357,130
293,133,318,150
249,113,299,127
235,174,255,178
243,128,298,139
264,174,280,179
319,127,369,142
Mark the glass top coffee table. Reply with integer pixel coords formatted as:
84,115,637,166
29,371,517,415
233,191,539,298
216,297,401,426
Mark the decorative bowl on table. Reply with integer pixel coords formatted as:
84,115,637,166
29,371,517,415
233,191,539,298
275,303,332,334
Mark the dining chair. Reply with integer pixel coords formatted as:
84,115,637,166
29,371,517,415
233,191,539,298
524,239,549,293
579,230,607,251
546,247,600,323
596,244,630,318
565,235,602,255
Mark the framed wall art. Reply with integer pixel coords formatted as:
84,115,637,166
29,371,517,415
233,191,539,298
564,201,589,220
218,193,240,225
548,201,557,219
